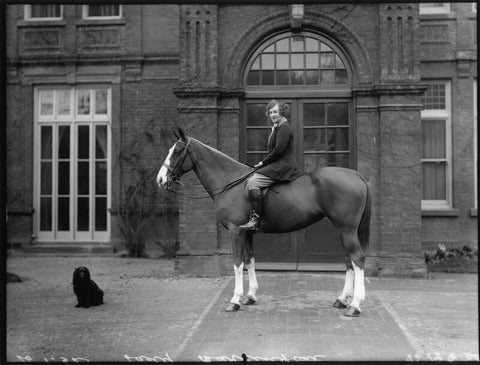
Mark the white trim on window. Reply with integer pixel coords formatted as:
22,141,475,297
474,79,477,210
421,80,452,210
82,5,123,19
24,5,63,20
419,3,451,14
473,2,477,13
33,86,112,242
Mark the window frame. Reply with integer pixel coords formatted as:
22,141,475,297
82,5,123,20
474,79,477,211
24,4,63,21
33,86,112,242
421,80,452,210
419,3,451,14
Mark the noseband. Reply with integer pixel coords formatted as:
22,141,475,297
163,139,192,190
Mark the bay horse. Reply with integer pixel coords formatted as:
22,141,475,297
157,128,371,317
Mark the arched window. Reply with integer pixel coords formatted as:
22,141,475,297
244,33,351,87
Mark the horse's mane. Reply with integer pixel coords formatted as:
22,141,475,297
190,137,248,170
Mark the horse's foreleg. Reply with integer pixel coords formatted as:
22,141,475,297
348,260,365,313
242,258,258,305
225,228,246,312
334,259,354,309
340,231,365,317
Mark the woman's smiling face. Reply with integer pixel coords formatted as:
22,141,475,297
268,104,281,123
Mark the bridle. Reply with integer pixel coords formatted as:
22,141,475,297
163,139,192,191
162,138,259,199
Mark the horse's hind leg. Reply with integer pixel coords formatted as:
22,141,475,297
340,231,366,317
242,232,257,305
225,227,247,312
333,257,354,309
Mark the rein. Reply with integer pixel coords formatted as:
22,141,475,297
165,138,259,199
174,167,258,200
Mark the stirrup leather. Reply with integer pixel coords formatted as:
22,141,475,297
239,211,260,230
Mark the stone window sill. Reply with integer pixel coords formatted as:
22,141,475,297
76,18,126,27
17,20,66,28
422,208,460,217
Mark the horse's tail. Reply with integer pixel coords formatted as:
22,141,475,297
358,178,371,251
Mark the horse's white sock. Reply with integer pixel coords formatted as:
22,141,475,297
350,261,365,310
338,268,354,304
246,258,258,300
231,263,244,305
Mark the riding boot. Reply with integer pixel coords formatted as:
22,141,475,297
239,189,262,231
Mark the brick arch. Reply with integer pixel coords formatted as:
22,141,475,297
222,10,374,88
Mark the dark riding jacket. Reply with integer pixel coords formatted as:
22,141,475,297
257,121,303,182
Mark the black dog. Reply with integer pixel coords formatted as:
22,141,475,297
72,266,104,308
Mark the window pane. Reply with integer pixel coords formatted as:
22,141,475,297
291,54,304,69
276,70,289,85
422,120,446,159
247,70,260,85
304,154,327,173
88,4,120,17
335,70,349,84
247,129,269,151
423,162,447,199
246,153,265,167
41,162,52,195
251,56,260,70
320,70,335,84
305,70,319,85
276,38,289,52
327,128,349,151
291,70,304,85
58,89,71,115
95,198,107,231
31,5,60,18
291,37,304,52
261,70,274,85
95,126,107,159
95,89,108,115
421,84,446,109
276,54,289,69
77,90,90,115
327,103,349,125
40,90,54,116
40,198,52,231
328,153,350,168
320,53,335,68
303,103,325,126
78,125,90,159
320,43,332,52
41,126,52,159
57,197,70,231
58,126,70,159
95,162,107,195
77,198,89,231
58,161,70,195
335,55,346,69
78,162,90,195
304,129,326,151
261,54,274,69
306,53,319,69
247,104,268,126
305,38,318,52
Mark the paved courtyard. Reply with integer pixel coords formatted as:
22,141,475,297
6,256,479,362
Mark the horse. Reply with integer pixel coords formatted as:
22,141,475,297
157,128,371,317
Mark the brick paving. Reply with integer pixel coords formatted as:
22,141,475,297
180,273,416,361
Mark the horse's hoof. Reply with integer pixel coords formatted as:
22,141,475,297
344,306,361,317
225,303,241,312
333,299,347,309
241,295,256,305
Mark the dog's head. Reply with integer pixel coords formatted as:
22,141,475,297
73,266,91,282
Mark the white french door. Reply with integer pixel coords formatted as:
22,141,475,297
34,86,111,241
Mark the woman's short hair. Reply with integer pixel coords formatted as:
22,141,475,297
265,99,289,118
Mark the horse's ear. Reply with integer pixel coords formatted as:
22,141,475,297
177,127,187,142
172,129,179,139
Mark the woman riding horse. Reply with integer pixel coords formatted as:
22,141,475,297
240,100,303,231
